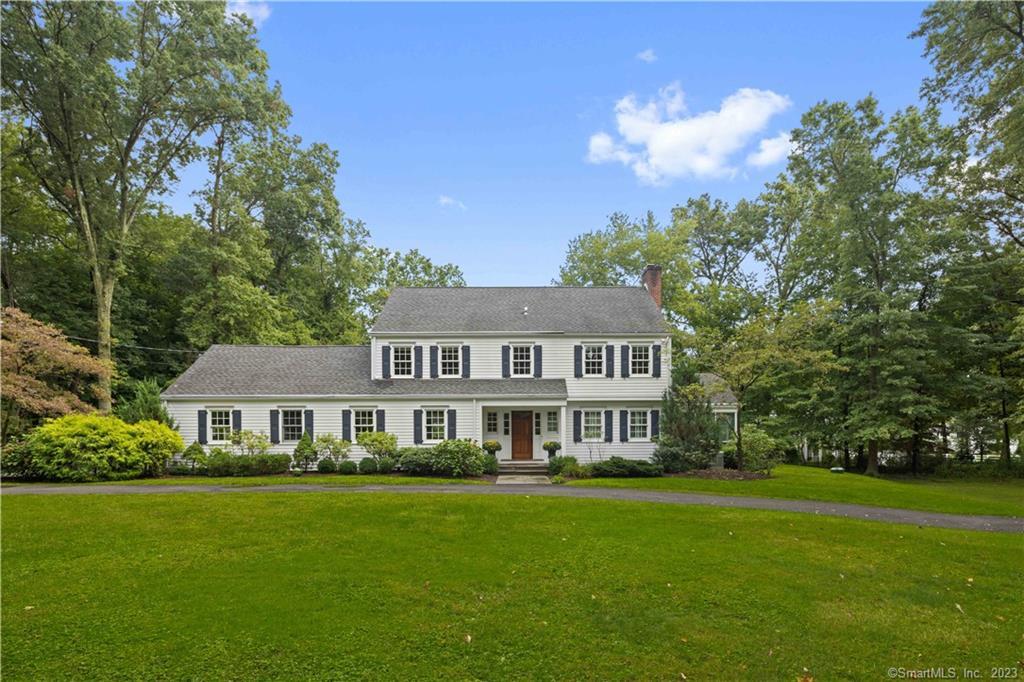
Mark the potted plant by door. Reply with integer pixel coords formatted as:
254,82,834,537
542,441,561,460
482,440,502,457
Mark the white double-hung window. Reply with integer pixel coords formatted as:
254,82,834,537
354,409,375,436
209,409,231,443
425,409,446,442
583,344,604,376
583,410,603,440
440,345,461,377
629,410,649,440
281,408,304,442
630,345,651,376
392,345,413,377
511,344,532,376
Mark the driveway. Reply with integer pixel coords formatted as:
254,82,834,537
4,482,1021,533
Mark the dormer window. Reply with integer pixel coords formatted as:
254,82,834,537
439,344,461,377
511,344,532,376
630,345,651,376
583,344,604,376
392,345,413,377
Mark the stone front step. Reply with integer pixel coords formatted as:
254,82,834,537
497,459,549,474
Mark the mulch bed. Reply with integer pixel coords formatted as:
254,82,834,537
667,469,769,481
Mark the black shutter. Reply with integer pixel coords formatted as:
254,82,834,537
197,410,208,444
604,410,613,442
573,410,582,443
429,345,438,378
342,410,352,442
501,345,510,378
621,345,630,378
533,345,542,378
652,344,661,378
461,345,470,378
270,409,280,444
605,345,614,378
375,409,386,432
413,409,423,444
620,410,629,442
574,345,583,378
231,409,241,433
414,345,423,378
651,410,660,439
304,409,314,439
382,345,391,379
447,409,456,439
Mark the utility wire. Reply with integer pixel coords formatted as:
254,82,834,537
65,336,200,354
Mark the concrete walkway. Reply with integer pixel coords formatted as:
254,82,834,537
4,482,1021,533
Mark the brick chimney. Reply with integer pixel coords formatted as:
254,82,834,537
640,264,662,308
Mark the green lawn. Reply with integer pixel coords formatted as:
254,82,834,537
3,493,1021,680
570,464,1024,517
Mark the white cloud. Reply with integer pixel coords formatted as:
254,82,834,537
438,195,467,211
635,48,658,64
746,131,792,167
586,82,792,184
227,1,271,28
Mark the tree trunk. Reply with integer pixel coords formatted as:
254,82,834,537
999,361,1011,467
865,439,879,476
92,273,114,412
843,442,850,469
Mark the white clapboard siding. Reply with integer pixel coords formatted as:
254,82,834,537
165,398,477,458
371,334,671,402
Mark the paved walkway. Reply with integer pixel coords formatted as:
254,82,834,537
4,482,1021,533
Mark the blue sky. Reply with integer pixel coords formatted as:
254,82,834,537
170,2,933,285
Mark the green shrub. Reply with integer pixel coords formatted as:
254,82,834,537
724,426,784,475
590,456,663,478
550,474,566,485
651,438,713,473
204,448,237,476
358,457,379,474
548,455,579,477
317,457,337,473
337,460,358,475
377,456,397,474
231,430,272,457
205,449,290,476
181,441,207,472
482,453,499,476
431,439,485,477
114,378,176,427
356,431,397,459
481,440,502,456
292,432,316,472
0,438,35,478
542,441,561,458
132,420,185,476
21,413,182,482
930,458,1024,479
314,433,351,464
398,447,436,476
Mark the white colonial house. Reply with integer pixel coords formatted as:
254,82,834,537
162,266,738,466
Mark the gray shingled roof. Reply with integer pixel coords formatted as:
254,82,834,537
372,287,666,334
162,345,567,398
698,372,737,404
